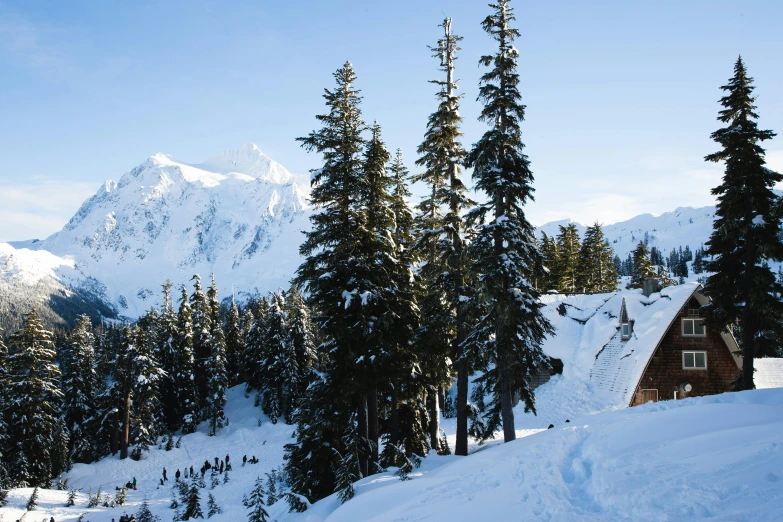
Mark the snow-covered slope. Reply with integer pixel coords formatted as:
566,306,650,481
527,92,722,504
0,242,117,331
14,144,311,317
6,387,782,522
300,389,783,522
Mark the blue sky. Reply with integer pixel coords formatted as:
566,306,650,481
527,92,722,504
1,0,782,242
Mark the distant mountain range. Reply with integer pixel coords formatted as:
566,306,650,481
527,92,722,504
1,143,726,330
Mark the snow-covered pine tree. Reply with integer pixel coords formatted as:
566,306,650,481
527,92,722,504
110,325,136,460
283,285,317,416
182,475,204,520
62,315,99,464
464,0,554,443
0,327,9,494
130,318,165,457
243,476,270,522
386,150,429,461
243,297,269,392
6,309,65,486
629,241,654,289
225,298,246,387
576,223,617,292
703,57,783,389
190,275,213,414
259,291,288,424
414,17,475,456
290,61,369,500
158,281,181,432
539,232,560,291
137,497,160,522
206,493,221,517
206,275,228,436
26,485,39,510
556,223,580,292
176,286,200,434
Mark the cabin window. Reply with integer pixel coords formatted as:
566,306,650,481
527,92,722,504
640,389,658,403
683,351,707,370
688,308,700,317
682,318,706,336
621,323,631,339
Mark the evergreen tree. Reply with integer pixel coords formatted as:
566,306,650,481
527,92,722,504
206,274,228,436
225,298,245,387
556,223,580,292
62,315,98,464
243,476,270,522
629,241,654,289
284,285,317,410
190,275,213,413
176,286,199,433
464,0,553,443
243,297,269,392
129,318,165,457
0,327,9,490
703,57,783,389
110,325,135,460
207,493,221,518
137,497,160,522
6,309,65,486
576,223,617,292
414,17,475,456
289,61,370,500
387,150,430,460
259,291,289,424
182,475,204,520
540,232,560,291
158,281,181,432
26,486,39,510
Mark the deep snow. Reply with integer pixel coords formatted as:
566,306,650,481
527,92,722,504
4,387,783,522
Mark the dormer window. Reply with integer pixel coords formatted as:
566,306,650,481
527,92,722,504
688,308,700,317
621,322,632,340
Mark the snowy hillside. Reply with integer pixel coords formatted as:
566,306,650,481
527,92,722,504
0,243,117,331
12,144,311,318
5,386,782,522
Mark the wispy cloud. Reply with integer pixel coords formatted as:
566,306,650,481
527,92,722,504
0,3,72,73
1,179,96,242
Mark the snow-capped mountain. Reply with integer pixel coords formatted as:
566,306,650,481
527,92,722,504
7,143,311,318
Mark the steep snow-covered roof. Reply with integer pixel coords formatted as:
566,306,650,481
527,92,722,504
756,358,783,389
538,282,703,410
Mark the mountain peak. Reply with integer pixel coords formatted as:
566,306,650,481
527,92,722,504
195,143,298,185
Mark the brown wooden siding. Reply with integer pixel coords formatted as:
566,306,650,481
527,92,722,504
631,297,739,406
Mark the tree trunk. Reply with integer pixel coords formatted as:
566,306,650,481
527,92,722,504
427,390,439,452
438,386,446,412
120,392,131,459
367,390,379,472
110,413,119,456
357,397,369,478
455,359,469,456
742,236,756,390
498,349,516,442
389,383,399,452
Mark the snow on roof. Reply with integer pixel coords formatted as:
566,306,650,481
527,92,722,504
537,282,701,411
755,358,783,389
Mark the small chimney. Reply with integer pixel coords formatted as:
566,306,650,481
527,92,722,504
642,276,661,297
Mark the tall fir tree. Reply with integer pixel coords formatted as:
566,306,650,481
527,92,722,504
629,241,654,289
206,275,228,436
6,309,65,486
225,297,246,387
288,61,368,503
0,326,10,490
129,318,165,457
576,223,617,292
157,281,181,432
702,57,783,389
414,17,475,456
62,315,99,464
539,232,561,291
190,275,213,413
284,285,317,407
176,286,200,433
243,476,270,522
556,223,581,292
464,0,553,443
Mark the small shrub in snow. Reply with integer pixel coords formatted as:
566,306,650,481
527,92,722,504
222,471,230,485
170,491,180,509
210,473,219,489
182,476,204,520
115,486,127,506
66,488,78,507
137,497,160,522
26,486,39,510
206,493,221,518
165,434,174,451
76,513,86,522
243,476,270,522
